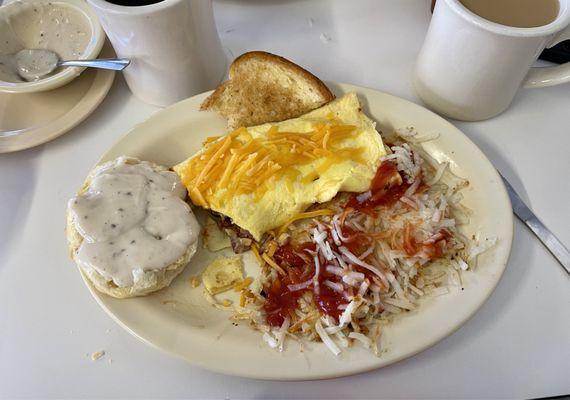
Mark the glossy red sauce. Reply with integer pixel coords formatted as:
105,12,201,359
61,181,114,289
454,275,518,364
264,242,348,326
416,180,430,194
346,161,409,213
313,282,345,321
314,260,348,321
370,161,401,191
421,229,452,258
264,244,314,326
339,226,371,254
400,224,451,258
264,275,306,327
274,243,311,269
263,161,450,327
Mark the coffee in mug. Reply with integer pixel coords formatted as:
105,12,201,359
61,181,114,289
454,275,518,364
87,0,227,107
459,0,559,28
414,0,570,121
103,0,164,6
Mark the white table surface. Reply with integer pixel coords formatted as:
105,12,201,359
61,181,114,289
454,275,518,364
1,0,569,398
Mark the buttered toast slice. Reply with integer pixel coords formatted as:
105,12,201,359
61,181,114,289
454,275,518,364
201,51,335,130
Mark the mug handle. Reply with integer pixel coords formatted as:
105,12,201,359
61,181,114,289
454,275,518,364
523,25,570,88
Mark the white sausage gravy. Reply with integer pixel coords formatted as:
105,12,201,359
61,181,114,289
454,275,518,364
68,157,200,287
0,1,92,82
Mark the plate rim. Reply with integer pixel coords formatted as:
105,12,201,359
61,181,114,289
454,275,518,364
77,82,514,380
0,43,115,153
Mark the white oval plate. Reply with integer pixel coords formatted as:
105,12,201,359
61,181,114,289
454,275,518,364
80,83,513,380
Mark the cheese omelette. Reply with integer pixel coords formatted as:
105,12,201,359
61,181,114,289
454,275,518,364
173,93,386,241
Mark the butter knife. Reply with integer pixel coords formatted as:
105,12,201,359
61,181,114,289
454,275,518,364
500,173,570,275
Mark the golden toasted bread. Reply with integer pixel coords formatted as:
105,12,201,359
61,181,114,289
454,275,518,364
201,51,335,130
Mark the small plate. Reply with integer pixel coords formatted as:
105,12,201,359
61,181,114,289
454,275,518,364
77,83,513,380
0,42,115,153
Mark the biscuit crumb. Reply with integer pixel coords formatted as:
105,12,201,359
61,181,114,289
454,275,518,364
189,276,201,288
221,299,233,307
91,350,105,361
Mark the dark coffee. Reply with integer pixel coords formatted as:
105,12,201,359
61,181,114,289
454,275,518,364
104,0,164,6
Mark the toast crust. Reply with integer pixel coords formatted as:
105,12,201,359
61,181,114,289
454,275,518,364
201,51,335,129
228,51,334,103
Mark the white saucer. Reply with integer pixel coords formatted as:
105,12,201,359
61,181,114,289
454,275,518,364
0,42,115,153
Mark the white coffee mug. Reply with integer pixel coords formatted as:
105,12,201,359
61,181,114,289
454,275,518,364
414,0,570,121
87,0,226,107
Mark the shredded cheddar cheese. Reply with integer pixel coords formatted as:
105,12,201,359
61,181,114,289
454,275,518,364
233,277,254,292
277,209,334,236
178,121,366,208
251,244,265,266
262,253,286,276
266,241,278,257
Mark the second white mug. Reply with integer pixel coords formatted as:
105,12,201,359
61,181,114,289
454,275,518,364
414,0,570,121
87,0,227,107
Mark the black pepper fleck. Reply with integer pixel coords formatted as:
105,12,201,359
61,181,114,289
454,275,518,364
111,224,117,228
130,240,136,244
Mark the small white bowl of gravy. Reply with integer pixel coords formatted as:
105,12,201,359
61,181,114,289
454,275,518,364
0,0,105,93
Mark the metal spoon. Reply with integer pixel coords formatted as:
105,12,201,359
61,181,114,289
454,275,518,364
15,49,130,81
